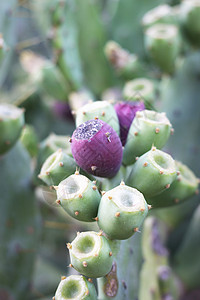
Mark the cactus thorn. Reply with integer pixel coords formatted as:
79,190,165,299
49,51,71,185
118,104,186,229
171,128,174,135
101,190,106,196
177,171,181,176
75,168,80,175
52,297,55,300
82,111,86,115
105,132,111,142
94,117,99,120
66,243,72,249
78,194,83,198
98,230,103,236
92,185,97,190
71,110,76,115
134,132,138,136
59,162,64,167
152,146,157,151
109,251,113,256
93,217,99,221
91,165,97,171
75,211,79,216
134,227,139,232
92,180,97,184
94,253,99,257
56,199,61,205
166,184,170,189
155,128,160,134
120,180,125,185
136,157,139,161
143,162,148,167
160,170,164,174
61,276,66,280
148,205,152,210
88,278,93,283
83,261,88,267
46,171,50,176
101,111,105,116
85,290,89,296
69,138,72,143
177,177,182,182
108,196,112,200
140,208,145,212
53,185,58,190
115,212,120,217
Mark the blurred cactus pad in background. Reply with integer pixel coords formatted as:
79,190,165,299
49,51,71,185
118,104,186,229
0,0,200,299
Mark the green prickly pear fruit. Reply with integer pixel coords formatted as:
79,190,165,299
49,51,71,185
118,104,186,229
38,149,77,186
123,110,172,166
97,183,148,240
68,231,113,278
123,78,155,107
54,275,97,300
75,100,120,136
144,23,180,74
147,160,199,208
0,103,24,155
127,147,177,198
56,172,101,222
104,41,145,79
20,124,38,158
142,5,175,29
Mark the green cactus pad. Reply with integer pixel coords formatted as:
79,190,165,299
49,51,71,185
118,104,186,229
55,275,97,300
56,173,101,222
127,148,177,198
147,160,199,208
97,183,148,240
38,149,77,186
123,78,155,107
0,103,24,155
68,231,113,278
20,124,38,158
144,23,180,74
123,110,172,166
75,100,120,135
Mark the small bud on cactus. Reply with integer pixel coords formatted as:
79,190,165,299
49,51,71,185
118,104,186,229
0,103,24,155
68,231,113,278
71,119,123,178
97,184,148,240
76,100,120,135
144,24,180,74
123,110,172,165
56,173,101,222
54,275,97,300
127,148,177,198
114,101,145,146
39,149,77,185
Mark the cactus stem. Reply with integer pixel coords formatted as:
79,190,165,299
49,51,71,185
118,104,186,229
115,212,120,217
78,194,83,198
165,184,170,189
143,162,148,167
61,276,66,280
155,128,160,134
59,162,64,167
88,278,93,283
109,251,113,256
92,186,97,190
83,261,88,267
75,211,79,216
108,196,113,200
56,199,61,204
67,243,72,249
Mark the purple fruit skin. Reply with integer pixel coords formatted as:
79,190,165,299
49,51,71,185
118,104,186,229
71,119,123,178
114,101,145,146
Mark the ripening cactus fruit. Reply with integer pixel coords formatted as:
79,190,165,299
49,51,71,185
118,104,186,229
70,119,123,178
144,23,180,74
68,231,113,278
75,100,120,135
54,275,97,300
0,103,24,155
123,110,172,166
114,101,145,146
38,149,77,186
127,147,177,198
97,183,149,240
55,172,101,222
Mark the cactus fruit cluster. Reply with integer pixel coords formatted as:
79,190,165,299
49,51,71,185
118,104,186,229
1,1,200,300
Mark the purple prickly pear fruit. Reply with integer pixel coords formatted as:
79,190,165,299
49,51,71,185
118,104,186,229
53,101,73,121
114,101,145,146
71,119,123,178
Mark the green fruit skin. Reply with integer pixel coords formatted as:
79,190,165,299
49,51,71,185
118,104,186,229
20,125,38,158
127,150,177,198
70,234,113,278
